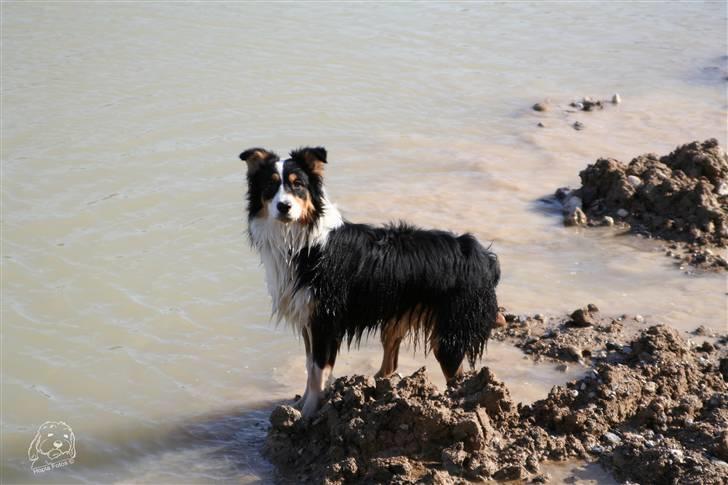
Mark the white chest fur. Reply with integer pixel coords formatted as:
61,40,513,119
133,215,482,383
249,198,343,332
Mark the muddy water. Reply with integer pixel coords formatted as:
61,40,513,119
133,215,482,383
2,2,726,483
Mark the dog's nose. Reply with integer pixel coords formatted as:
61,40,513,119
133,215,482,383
53,440,63,448
277,201,291,214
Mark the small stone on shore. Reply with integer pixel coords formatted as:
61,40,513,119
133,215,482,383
612,93,621,104
573,121,585,131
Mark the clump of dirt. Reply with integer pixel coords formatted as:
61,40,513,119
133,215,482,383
556,139,728,271
491,305,648,366
264,324,727,484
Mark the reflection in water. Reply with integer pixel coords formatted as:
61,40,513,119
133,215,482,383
2,2,726,482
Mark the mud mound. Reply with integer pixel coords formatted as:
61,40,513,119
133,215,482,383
264,325,727,484
557,139,728,271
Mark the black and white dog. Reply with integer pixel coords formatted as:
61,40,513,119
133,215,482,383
241,147,502,417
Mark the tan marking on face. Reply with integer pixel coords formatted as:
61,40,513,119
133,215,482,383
294,193,316,225
288,173,299,185
271,173,281,183
244,149,271,175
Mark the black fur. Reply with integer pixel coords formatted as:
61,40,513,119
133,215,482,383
295,222,500,374
244,145,501,381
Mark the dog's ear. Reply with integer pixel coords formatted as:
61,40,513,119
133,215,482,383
28,432,40,461
239,148,276,175
291,146,327,177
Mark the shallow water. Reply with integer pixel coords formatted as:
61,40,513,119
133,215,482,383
2,2,726,483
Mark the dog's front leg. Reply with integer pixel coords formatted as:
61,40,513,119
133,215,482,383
293,326,312,410
300,323,339,419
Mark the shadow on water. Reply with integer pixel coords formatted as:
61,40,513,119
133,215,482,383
4,400,286,484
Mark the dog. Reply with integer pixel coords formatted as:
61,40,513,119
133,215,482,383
28,421,76,470
241,146,502,417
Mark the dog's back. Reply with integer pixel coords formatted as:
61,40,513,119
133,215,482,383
295,221,500,378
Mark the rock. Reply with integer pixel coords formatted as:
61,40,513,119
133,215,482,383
570,307,596,327
717,181,728,196
635,314,644,323
616,208,629,218
563,345,583,362
612,93,621,104
603,432,622,446
537,121,545,128
554,187,573,202
626,175,642,188
532,102,549,112
601,216,615,226
564,207,587,226
587,303,599,312
562,195,582,214
573,121,585,131
270,405,302,429
582,99,603,111
693,325,711,336
494,465,527,481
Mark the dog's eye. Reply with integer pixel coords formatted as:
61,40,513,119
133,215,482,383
292,180,304,189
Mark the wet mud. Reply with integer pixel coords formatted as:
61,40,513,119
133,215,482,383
556,139,728,271
264,315,727,484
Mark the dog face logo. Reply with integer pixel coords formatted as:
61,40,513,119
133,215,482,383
28,421,76,472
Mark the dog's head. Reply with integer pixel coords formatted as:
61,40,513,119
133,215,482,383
240,147,327,225
28,421,76,463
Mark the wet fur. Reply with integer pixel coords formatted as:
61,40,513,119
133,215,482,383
241,146,501,416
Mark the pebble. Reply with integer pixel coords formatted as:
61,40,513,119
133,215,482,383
537,122,545,128
627,175,642,188
556,363,569,372
717,182,728,196
532,102,549,112
573,121,585,130
612,93,621,104
564,207,587,226
603,432,622,446
644,381,657,393
563,195,583,213
565,345,583,361
635,314,644,323
534,313,545,321
602,216,614,226
669,449,684,462
617,208,629,217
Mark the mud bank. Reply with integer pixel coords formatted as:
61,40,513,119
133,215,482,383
264,321,727,484
556,139,728,271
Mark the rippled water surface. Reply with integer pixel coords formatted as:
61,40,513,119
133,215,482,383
2,2,726,483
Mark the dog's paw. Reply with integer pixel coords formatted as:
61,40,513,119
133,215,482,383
301,397,321,419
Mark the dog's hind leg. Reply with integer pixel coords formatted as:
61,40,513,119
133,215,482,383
375,322,405,378
431,334,464,383
294,326,312,410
